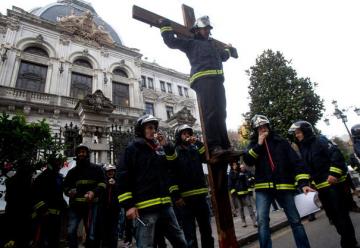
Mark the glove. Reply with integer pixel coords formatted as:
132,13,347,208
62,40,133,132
159,19,171,27
228,47,238,58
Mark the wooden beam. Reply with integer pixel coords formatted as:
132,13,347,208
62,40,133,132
181,4,196,29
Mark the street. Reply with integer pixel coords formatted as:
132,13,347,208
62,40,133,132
243,211,360,248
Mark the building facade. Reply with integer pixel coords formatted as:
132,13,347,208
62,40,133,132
0,0,200,139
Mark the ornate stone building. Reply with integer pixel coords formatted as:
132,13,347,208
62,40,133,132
0,0,200,162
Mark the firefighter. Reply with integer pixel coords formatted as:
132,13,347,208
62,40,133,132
117,114,187,248
351,124,360,158
63,144,106,248
289,120,358,248
101,164,120,248
244,115,311,248
159,16,241,164
172,124,214,248
229,163,257,228
31,154,67,248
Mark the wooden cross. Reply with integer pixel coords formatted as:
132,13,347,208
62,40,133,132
133,5,238,58
133,5,239,248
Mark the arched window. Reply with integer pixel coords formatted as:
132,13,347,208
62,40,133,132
15,46,49,92
23,46,49,57
70,72,92,99
113,67,128,78
74,59,92,68
112,81,129,106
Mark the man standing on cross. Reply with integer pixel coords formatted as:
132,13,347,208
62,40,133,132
159,16,241,164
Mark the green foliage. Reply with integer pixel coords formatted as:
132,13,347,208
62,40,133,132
247,50,325,137
0,113,64,176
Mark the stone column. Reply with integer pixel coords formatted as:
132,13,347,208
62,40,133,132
75,90,115,164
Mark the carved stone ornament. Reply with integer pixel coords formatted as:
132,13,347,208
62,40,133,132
167,107,196,125
77,89,115,113
100,47,109,57
57,10,115,47
7,16,20,31
36,34,44,43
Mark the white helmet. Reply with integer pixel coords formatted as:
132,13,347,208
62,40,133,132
190,16,213,33
251,114,270,129
104,164,116,171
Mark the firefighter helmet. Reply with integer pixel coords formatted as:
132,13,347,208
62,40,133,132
288,120,315,138
75,143,90,155
251,114,270,130
190,16,213,33
175,124,193,144
351,124,360,138
134,114,159,137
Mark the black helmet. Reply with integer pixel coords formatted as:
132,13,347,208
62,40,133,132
351,124,360,138
175,124,193,144
288,120,314,138
251,114,270,130
134,114,159,137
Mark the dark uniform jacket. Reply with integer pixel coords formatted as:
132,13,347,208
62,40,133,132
173,141,208,199
244,132,310,191
160,23,231,85
297,135,347,190
117,138,178,212
229,169,253,197
63,162,106,209
32,168,67,219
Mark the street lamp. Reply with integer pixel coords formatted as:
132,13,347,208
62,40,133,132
325,100,353,140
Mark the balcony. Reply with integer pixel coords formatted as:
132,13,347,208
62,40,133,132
0,85,144,117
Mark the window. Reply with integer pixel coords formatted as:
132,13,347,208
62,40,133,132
73,59,92,68
70,72,92,99
112,81,129,106
178,86,183,96
167,83,172,93
113,68,128,77
141,76,147,88
184,88,189,98
166,106,174,120
16,61,48,92
160,81,166,92
145,102,155,116
147,77,154,89
24,46,49,57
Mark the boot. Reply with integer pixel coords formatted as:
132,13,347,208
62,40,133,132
209,147,244,164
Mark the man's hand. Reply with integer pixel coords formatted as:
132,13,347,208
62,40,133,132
187,136,197,144
84,191,95,202
258,131,269,145
327,175,338,185
158,19,171,27
126,207,139,220
302,186,316,195
175,198,186,207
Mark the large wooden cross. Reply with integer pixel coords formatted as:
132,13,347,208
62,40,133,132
133,5,239,248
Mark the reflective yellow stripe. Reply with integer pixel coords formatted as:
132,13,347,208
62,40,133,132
329,166,343,175
189,69,223,84
248,188,253,191
237,190,248,195
225,48,231,57
276,184,296,190
33,201,45,210
76,180,97,186
97,182,106,189
118,192,133,203
135,197,171,209
48,208,61,215
169,185,179,193
255,182,274,189
230,189,236,194
31,212,38,219
295,174,310,182
316,180,331,189
74,197,98,202
198,146,206,154
338,175,347,183
166,152,177,161
249,149,258,159
160,26,173,33
181,188,208,198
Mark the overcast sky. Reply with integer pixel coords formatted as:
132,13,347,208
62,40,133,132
1,0,359,139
